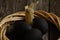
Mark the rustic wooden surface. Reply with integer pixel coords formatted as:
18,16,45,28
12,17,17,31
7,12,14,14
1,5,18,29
50,0,60,17
0,0,49,19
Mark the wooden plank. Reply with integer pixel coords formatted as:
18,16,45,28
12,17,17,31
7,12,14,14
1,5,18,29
0,0,27,19
0,0,49,18
15,0,27,11
0,0,6,18
50,0,60,17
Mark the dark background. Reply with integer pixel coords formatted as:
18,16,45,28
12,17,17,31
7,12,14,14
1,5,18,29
0,0,60,40
0,0,60,18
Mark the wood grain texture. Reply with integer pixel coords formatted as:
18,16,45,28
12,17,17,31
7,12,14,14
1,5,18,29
50,0,60,17
0,0,49,19
0,0,27,19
